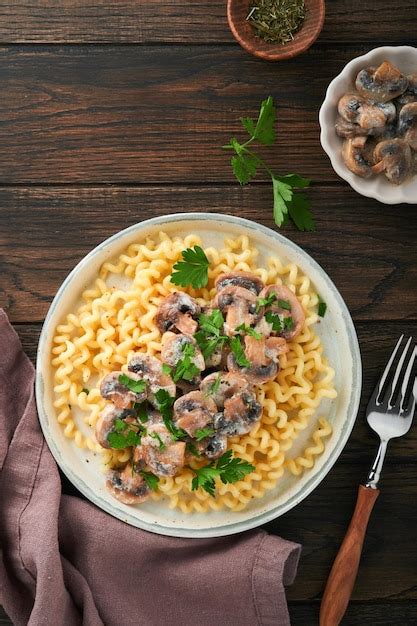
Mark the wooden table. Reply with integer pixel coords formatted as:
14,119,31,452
1,2,416,624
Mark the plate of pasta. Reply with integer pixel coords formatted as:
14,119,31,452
36,213,361,537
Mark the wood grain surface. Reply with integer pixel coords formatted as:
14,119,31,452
1,1,417,625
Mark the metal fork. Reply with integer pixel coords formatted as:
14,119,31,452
320,336,416,626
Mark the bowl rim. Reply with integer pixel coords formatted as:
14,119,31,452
36,212,362,538
227,0,325,61
319,45,417,204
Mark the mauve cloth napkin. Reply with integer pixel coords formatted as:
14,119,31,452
0,309,301,626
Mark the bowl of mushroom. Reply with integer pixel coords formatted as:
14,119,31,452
319,46,417,204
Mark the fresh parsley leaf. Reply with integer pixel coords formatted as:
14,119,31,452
265,310,283,333
277,299,291,311
204,373,221,398
199,309,225,335
118,374,146,394
126,430,141,447
169,341,200,383
195,309,228,361
162,363,172,376
191,451,255,497
318,295,327,317
81,387,89,395
114,418,126,433
140,470,159,491
231,151,259,185
287,192,315,232
256,292,277,311
149,431,166,450
230,336,251,368
171,246,209,289
235,323,262,340
222,97,314,232
186,442,201,458
106,432,129,449
283,316,294,331
135,402,149,423
154,389,187,442
195,427,216,442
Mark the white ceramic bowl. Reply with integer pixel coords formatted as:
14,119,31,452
319,45,417,204
36,214,361,537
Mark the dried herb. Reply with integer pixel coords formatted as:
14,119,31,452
247,0,306,46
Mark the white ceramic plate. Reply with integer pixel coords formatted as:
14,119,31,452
36,213,361,538
319,45,417,204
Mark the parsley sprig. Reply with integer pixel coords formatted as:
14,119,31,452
230,336,251,368
222,96,314,232
154,389,187,442
195,309,228,361
140,470,159,491
256,291,277,311
107,417,145,449
171,246,209,289
191,450,255,497
235,323,262,340
164,342,201,383
118,374,146,394
195,427,216,442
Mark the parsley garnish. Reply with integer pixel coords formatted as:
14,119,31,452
140,470,159,491
162,363,172,376
195,427,216,442
278,299,291,311
318,295,327,317
222,96,314,232
265,310,283,333
256,291,277,311
171,246,209,289
186,442,201,458
191,450,255,497
230,336,251,368
106,418,144,449
283,316,294,331
204,373,221,398
118,374,146,394
154,389,187,442
149,431,166,450
235,323,262,340
168,342,201,383
195,309,228,361
135,402,149,423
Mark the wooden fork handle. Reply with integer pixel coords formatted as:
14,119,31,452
319,485,380,626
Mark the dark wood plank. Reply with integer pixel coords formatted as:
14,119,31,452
289,601,417,625
10,319,417,602
1,185,416,322
3,44,416,184
0,1,415,44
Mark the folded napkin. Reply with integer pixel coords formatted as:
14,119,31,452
0,309,301,626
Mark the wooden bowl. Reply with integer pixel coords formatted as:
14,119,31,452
227,0,325,61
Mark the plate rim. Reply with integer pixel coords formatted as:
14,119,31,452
36,212,362,537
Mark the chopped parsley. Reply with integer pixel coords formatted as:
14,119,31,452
318,295,327,317
140,470,159,491
195,309,228,361
171,342,201,382
106,417,144,449
162,363,172,376
118,374,146,394
170,245,209,289
230,336,251,368
149,431,166,451
154,389,187,442
195,427,216,442
235,323,262,340
265,311,294,333
277,299,291,311
134,402,149,423
256,291,276,311
191,450,255,497
186,442,201,458
204,373,221,398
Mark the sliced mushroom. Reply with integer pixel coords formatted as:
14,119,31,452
338,94,391,129
398,102,417,150
372,138,412,185
356,61,408,103
173,390,217,438
161,334,205,377
156,292,201,334
265,337,290,362
396,74,417,106
257,284,305,340
335,116,376,139
138,422,186,477
200,433,228,460
127,353,176,404
227,336,278,384
213,285,258,337
214,391,262,436
106,464,150,505
95,406,137,449
200,372,251,409
215,271,264,295
100,371,146,409
342,136,373,178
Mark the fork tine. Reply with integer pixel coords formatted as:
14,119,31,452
384,336,413,409
374,334,404,406
399,347,417,413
